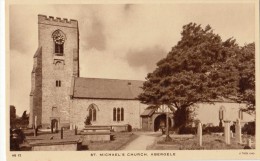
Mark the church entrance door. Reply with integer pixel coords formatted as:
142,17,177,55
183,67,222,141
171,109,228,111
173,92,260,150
51,119,59,133
154,114,171,132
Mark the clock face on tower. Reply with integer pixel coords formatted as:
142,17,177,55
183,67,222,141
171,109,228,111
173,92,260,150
52,29,66,55
52,29,66,45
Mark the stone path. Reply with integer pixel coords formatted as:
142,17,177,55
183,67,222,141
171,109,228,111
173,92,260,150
121,132,160,150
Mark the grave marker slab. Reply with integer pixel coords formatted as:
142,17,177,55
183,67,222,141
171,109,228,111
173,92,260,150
197,122,202,146
224,120,231,145
236,119,242,144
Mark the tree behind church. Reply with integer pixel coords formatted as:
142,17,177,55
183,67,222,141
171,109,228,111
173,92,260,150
233,43,255,114
138,23,255,131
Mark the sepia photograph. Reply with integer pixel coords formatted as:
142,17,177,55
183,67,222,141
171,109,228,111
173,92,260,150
5,0,260,160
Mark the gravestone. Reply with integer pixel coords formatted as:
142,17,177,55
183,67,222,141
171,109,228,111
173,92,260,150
230,130,234,138
235,119,242,144
29,139,82,151
224,120,231,145
219,106,226,127
247,138,252,148
197,122,202,146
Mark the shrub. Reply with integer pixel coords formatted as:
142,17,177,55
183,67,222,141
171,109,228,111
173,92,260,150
174,106,196,130
127,124,132,132
178,126,196,134
203,126,224,134
10,128,26,151
178,125,224,135
242,121,255,135
84,116,91,126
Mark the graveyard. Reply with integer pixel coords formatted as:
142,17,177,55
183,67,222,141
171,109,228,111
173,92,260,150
11,117,255,151
17,127,138,151
147,133,255,150
10,105,255,151
10,100,255,151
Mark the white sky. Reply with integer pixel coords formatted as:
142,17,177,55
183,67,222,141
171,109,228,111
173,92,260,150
9,3,255,116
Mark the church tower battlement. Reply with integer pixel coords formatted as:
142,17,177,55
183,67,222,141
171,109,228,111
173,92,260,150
29,14,79,128
38,14,78,28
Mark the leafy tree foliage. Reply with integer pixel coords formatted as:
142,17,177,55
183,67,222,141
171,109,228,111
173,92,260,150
21,111,27,120
233,43,255,113
138,23,255,129
84,116,92,126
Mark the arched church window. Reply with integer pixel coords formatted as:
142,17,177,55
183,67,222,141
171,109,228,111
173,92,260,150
117,108,120,121
52,29,66,56
88,104,98,121
121,108,124,121
239,109,243,120
89,108,92,121
93,108,96,121
113,108,116,121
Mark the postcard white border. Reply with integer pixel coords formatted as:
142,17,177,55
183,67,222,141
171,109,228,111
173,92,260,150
5,0,260,161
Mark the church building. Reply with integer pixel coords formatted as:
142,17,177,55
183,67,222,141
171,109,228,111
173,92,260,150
29,15,254,131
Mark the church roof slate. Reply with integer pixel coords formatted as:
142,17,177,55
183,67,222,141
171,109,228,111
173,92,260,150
72,77,144,100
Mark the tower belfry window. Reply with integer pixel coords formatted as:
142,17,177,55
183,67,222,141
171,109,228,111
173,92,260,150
55,43,63,54
56,80,61,87
52,30,66,56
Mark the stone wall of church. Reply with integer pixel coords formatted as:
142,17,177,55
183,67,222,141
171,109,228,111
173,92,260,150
195,102,255,126
70,98,148,129
29,47,42,128
38,15,79,128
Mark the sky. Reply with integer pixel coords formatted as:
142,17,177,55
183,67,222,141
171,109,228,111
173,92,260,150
9,3,255,116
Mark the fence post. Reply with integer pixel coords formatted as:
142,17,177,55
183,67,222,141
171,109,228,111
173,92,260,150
34,127,38,137
61,127,63,139
75,125,77,135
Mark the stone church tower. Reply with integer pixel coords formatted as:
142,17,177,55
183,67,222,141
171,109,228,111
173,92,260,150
29,15,79,128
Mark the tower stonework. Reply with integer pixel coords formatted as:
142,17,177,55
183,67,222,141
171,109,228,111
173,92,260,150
29,15,79,128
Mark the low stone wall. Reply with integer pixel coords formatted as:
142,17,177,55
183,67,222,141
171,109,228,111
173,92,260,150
29,139,82,151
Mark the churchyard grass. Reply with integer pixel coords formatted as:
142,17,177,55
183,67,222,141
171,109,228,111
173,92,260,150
86,132,138,150
146,134,255,150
